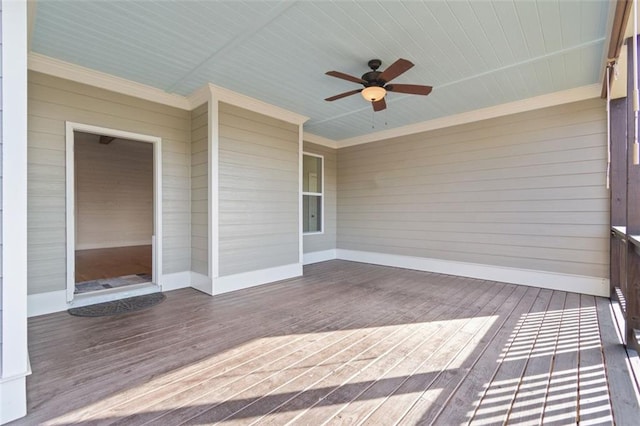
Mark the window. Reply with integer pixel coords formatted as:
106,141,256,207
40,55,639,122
303,153,323,234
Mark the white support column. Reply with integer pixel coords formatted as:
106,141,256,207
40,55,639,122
208,86,219,294
1,0,29,423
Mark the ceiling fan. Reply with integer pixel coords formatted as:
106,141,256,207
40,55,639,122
325,58,432,112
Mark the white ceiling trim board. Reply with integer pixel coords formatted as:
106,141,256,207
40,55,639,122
303,132,338,149
27,53,309,125
187,85,211,109
338,84,602,148
208,83,309,125
27,53,600,149
28,52,192,110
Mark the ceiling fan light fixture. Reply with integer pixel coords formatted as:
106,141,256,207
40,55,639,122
361,86,386,102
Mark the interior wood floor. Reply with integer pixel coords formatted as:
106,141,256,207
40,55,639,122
75,245,152,282
15,261,640,425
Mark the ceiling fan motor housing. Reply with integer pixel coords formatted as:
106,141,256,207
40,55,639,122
363,59,385,86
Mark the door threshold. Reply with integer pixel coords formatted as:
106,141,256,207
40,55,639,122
69,282,161,308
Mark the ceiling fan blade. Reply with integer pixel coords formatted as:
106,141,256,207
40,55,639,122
378,58,414,83
325,88,363,102
372,97,387,112
326,71,366,84
386,84,433,96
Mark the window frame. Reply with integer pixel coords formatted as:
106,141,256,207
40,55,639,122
302,152,324,235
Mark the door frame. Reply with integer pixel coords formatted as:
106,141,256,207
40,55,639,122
65,122,163,302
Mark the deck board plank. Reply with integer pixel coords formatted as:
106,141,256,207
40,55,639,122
540,292,581,424
11,260,639,426
504,290,567,425
595,297,640,425
265,281,509,426
218,276,484,425
361,283,525,425
422,286,541,425
465,288,555,425
578,294,614,425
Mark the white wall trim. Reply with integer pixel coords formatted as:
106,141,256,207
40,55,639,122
214,263,303,295
190,272,212,295
209,83,309,126
209,95,220,289
2,0,29,422
187,85,211,110
336,249,609,297
28,53,192,110
27,55,600,151
302,151,324,236
338,84,602,148
27,290,67,317
303,132,338,149
65,122,163,303
0,375,27,424
76,240,152,251
299,127,304,264
159,271,192,292
303,249,337,265
27,283,163,317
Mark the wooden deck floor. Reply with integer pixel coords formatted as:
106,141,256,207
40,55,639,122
14,260,640,425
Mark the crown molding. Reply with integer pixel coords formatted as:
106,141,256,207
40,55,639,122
209,83,308,126
302,132,338,149
28,52,192,110
27,53,600,145
338,84,602,148
187,85,211,109
26,53,310,126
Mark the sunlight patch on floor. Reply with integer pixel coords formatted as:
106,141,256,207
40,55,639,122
47,319,488,425
466,304,612,425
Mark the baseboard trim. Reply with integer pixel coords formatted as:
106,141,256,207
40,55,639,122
76,240,152,250
160,271,192,292
336,249,609,297
0,374,27,424
214,263,302,295
303,249,337,265
28,271,193,317
190,271,213,295
27,290,67,317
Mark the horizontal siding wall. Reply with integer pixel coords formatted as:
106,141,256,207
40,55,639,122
218,102,299,276
338,98,609,279
75,133,153,250
191,102,208,276
303,141,337,253
27,71,191,295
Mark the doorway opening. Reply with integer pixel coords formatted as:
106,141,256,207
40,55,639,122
66,123,162,302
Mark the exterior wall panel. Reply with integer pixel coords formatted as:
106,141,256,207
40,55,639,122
218,102,299,276
27,71,191,294
337,99,609,279
191,102,208,275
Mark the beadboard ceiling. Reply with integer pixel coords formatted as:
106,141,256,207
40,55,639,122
31,0,611,141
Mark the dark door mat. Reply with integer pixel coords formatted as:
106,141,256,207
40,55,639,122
68,293,166,317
